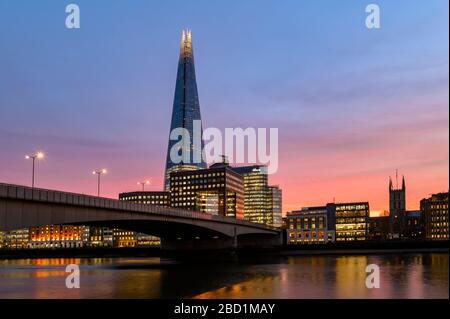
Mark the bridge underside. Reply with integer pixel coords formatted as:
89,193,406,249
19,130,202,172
0,198,282,250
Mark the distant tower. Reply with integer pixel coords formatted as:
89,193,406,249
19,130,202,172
164,30,206,190
389,171,406,237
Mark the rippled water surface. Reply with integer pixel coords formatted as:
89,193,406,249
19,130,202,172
0,253,448,298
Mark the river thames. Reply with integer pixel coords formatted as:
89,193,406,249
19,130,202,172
0,253,448,299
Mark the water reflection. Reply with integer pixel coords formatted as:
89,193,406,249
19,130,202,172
0,253,447,299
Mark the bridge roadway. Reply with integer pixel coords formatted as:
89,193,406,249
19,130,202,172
0,183,281,250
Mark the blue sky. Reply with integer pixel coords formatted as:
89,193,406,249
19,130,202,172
0,0,448,212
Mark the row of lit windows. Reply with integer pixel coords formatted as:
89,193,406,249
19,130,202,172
172,172,225,180
431,234,449,239
336,211,367,217
336,205,368,211
288,231,334,239
122,195,169,200
172,184,226,191
430,205,448,209
172,179,225,185
336,223,366,229
336,217,367,224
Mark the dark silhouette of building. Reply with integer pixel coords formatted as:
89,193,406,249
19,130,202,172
164,30,206,190
389,173,406,238
403,210,424,239
368,214,390,240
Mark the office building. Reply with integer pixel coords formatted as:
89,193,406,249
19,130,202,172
268,185,283,228
87,227,112,247
286,206,335,244
4,229,29,249
231,165,283,227
136,233,161,247
29,225,84,248
232,165,270,224
113,229,137,247
164,30,206,190
329,202,369,241
170,161,244,219
421,192,449,240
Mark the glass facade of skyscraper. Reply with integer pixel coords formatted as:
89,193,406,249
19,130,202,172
231,165,282,227
232,165,270,224
164,30,206,190
269,186,283,228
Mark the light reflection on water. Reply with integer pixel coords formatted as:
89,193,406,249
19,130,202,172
0,253,447,299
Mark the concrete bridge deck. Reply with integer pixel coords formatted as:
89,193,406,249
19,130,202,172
0,183,281,250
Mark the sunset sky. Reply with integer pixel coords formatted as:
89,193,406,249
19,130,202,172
0,0,448,215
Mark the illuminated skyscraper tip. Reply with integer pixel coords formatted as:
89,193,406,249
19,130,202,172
180,29,193,57
164,30,206,190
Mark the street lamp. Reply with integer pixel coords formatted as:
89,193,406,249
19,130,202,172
25,152,44,188
92,169,107,197
137,180,150,191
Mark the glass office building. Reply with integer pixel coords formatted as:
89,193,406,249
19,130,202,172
232,165,283,227
170,162,244,219
232,165,270,224
164,30,206,190
268,185,283,228
329,202,369,241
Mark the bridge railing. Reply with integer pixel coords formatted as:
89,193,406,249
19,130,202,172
0,182,279,232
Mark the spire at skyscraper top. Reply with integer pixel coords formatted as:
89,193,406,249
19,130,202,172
180,29,193,57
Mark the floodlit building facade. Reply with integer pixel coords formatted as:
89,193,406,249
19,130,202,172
29,225,84,248
286,206,335,244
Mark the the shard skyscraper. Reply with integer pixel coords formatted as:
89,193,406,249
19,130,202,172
164,30,206,190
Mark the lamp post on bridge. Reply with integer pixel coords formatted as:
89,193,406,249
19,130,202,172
137,180,150,191
25,152,44,188
92,169,107,197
